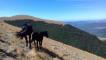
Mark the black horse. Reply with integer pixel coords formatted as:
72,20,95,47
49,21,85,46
16,23,33,48
16,30,32,47
30,31,49,50
16,28,33,46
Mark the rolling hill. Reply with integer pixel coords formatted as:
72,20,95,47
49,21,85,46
1,15,106,58
0,19,105,60
67,20,106,38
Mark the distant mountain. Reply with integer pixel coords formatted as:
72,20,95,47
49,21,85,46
0,15,64,25
66,20,106,38
2,15,106,58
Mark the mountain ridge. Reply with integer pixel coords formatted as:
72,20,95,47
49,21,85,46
3,16,106,58
66,20,106,39
0,15,64,25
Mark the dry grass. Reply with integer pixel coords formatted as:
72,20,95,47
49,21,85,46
0,21,105,60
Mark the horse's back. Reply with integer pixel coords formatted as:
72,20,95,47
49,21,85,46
40,31,48,37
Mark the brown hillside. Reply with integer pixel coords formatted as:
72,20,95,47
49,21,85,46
0,20,105,60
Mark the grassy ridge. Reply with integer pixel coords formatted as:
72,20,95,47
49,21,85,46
5,19,106,58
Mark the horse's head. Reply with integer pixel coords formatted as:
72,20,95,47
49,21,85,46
16,32,20,37
16,32,23,39
41,31,49,38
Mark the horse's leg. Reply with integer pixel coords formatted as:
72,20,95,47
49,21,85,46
35,40,38,48
39,39,43,49
41,40,43,47
29,34,32,49
37,41,39,50
25,36,28,47
37,40,40,50
39,37,43,47
34,40,36,48
38,41,40,50
29,34,31,41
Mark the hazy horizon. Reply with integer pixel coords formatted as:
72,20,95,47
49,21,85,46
0,0,106,21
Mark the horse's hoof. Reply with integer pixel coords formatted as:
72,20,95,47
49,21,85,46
29,48,31,49
26,45,28,47
36,47,39,51
29,46,32,49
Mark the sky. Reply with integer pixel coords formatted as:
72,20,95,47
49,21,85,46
0,0,106,21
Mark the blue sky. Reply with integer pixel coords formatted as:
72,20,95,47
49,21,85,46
0,0,106,21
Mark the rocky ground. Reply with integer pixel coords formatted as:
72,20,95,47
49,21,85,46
0,21,105,60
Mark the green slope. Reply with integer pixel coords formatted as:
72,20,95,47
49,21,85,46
4,19,106,58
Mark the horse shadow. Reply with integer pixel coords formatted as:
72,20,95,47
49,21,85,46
0,49,17,58
0,39,10,45
39,47,64,60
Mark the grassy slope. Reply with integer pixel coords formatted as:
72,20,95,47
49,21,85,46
4,19,106,58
